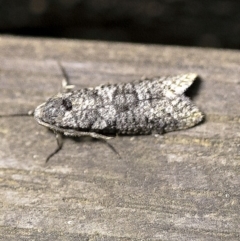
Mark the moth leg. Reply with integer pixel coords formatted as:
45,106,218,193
99,139,121,159
63,130,121,158
62,129,120,158
46,132,63,163
61,128,120,157
84,132,113,140
36,120,117,159
35,120,114,140
57,61,75,92
61,129,113,140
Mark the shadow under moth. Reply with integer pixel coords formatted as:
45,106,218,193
2,63,204,162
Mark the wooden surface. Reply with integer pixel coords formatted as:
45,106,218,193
0,35,240,240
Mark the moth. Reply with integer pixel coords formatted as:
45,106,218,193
2,63,204,161
35,67,203,138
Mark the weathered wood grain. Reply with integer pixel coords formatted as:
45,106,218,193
0,35,240,240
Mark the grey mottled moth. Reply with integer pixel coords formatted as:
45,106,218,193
1,63,204,161
34,72,203,141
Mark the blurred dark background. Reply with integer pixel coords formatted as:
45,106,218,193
1,0,240,49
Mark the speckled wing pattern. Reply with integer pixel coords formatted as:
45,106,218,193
34,73,203,138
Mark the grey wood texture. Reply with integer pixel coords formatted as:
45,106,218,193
0,35,239,240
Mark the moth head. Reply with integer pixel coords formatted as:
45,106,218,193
34,93,73,127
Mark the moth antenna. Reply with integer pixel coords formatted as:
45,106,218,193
0,110,34,117
57,61,75,92
46,132,63,163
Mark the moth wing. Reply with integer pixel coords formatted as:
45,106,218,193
163,73,198,97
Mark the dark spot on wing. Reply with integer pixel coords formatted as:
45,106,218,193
62,98,72,111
